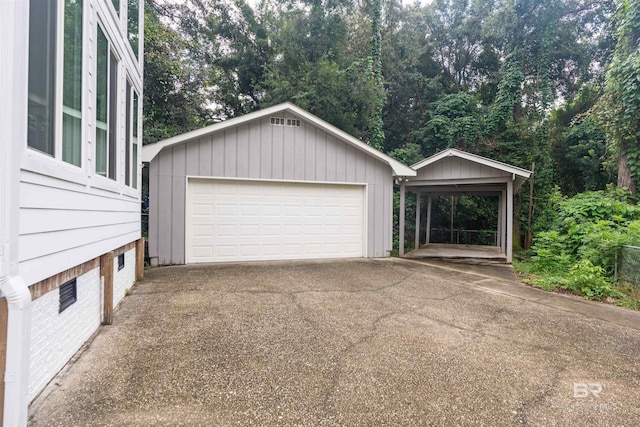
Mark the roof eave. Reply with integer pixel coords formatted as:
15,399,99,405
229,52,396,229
412,148,531,178
141,102,416,177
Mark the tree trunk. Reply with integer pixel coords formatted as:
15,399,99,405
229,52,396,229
618,140,637,195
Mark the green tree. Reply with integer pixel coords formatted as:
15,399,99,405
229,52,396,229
369,0,385,150
596,0,640,194
143,3,212,144
167,0,273,118
550,86,614,195
411,92,486,154
259,0,383,141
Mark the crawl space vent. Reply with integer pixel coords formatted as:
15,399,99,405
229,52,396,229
59,278,77,313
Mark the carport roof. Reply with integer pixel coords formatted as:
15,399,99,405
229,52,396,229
410,148,532,191
142,102,416,177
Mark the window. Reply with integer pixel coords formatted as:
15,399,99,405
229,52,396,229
117,253,125,271
28,0,56,156
59,278,77,313
125,80,131,186
132,90,139,189
28,0,83,165
63,0,83,166
96,26,119,180
127,0,140,60
126,82,139,188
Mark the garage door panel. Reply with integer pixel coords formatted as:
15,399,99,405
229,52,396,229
193,204,214,215
193,225,213,237
192,246,213,259
186,179,365,263
241,205,260,216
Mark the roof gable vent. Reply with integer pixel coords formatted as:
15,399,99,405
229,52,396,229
270,117,301,127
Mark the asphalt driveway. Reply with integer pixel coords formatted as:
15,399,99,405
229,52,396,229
29,259,640,426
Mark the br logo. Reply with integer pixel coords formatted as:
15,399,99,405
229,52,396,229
573,383,603,398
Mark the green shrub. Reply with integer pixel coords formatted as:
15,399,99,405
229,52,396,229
563,260,619,299
577,220,640,274
531,230,573,273
534,275,565,292
530,187,640,277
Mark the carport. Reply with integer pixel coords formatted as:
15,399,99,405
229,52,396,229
399,149,531,263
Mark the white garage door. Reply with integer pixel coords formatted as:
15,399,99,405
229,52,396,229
186,178,366,263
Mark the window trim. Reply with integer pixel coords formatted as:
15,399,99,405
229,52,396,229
126,0,141,62
125,79,131,186
61,0,84,167
27,0,84,169
125,78,140,189
95,22,121,181
132,88,140,189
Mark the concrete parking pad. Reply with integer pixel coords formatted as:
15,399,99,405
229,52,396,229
29,259,640,426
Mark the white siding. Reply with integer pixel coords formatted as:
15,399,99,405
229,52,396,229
28,267,102,401
18,0,142,286
19,171,139,286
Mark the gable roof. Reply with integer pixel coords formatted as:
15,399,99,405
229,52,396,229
142,102,416,177
411,148,532,189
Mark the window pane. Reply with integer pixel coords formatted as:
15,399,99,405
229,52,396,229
111,0,119,15
133,90,139,137
28,0,57,156
108,51,118,180
125,80,131,186
96,127,107,176
62,0,83,166
127,0,139,60
63,113,82,165
96,27,108,176
132,140,138,189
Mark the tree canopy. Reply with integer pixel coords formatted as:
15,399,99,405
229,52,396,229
143,0,637,234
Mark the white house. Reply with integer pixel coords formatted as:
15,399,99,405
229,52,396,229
0,1,144,425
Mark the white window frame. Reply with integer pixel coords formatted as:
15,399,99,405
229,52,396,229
95,21,122,182
25,0,84,171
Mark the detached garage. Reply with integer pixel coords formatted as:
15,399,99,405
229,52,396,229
142,103,415,265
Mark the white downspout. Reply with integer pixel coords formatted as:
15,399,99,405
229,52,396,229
0,1,33,425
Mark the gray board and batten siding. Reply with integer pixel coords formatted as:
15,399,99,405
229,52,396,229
148,112,395,265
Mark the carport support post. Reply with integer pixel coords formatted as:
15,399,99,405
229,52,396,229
506,180,513,263
415,192,421,250
399,180,406,256
426,196,432,245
